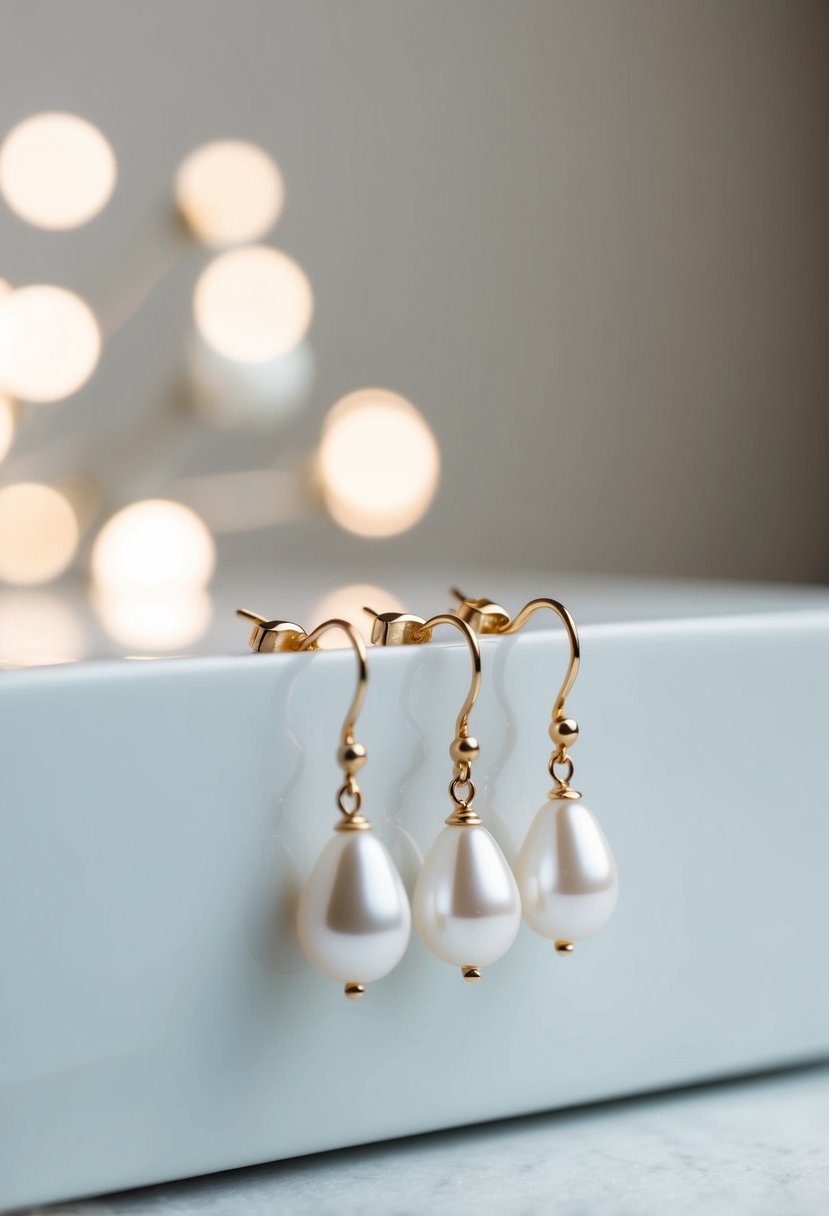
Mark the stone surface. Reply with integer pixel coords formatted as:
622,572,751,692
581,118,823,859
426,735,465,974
31,1065,829,1216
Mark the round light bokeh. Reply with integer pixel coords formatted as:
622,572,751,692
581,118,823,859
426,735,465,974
0,483,79,586
0,112,116,230
193,246,313,363
91,499,216,594
0,285,101,403
318,389,440,537
0,592,86,667
188,335,314,429
176,139,284,246
311,584,405,649
94,589,212,652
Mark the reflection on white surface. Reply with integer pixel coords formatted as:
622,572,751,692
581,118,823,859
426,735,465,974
176,139,284,246
0,591,86,667
193,246,313,363
188,336,314,428
0,483,79,586
0,285,101,403
91,500,216,594
318,389,440,537
311,583,403,647
0,112,116,230
94,588,212,651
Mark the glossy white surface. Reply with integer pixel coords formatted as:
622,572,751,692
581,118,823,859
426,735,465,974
296,830,410,986
413,825,521,968
2,578,829,1208
515,801,618,941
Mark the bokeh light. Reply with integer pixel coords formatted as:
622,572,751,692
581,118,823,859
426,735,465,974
0,592,86,667
318,389,440,537
0,483,79,585
193,246,313,363
91,499,216,594
175,139,284,246
0,285,101,402
0,397,15,464
188,336,314,428
0,112,116,230
311,584,404,648
94,589,212,652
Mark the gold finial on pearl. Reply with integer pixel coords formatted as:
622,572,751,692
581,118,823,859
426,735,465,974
344,981,366,1000
461,965,482,982
555,940,575,954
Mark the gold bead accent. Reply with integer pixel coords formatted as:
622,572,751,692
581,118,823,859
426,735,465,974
449,736,480,765
344,981,366,999
461,965,482,982
338,741,367,772
555,940,575,954
550,717,579,747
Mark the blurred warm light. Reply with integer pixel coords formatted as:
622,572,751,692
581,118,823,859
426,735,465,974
0,483,79,586
0,112,116,230
0,397,15,464
0,285,100,402
0,592,85,667
175,139,284,246
318,389,440,537
311,584,404,649
91,499,215,594
94,589,212,652
193,246,313,363
188,336,314,428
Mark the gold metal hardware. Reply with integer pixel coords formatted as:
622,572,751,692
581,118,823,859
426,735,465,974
364,606,483,826
449,588,510,635
236,609,371,832
235,608,309,654
450,591,582,801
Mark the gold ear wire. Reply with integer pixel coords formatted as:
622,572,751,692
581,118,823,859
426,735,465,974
449,591,581,799
364,604,482,825
236,610,370,830
299,619,369,827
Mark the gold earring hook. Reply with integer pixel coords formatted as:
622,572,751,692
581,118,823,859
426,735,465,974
500,599,580,724
412,614,481,749
364,605,482,825
236,609,371,828
299,619,370,831
298,618,368,754
450,590,582,799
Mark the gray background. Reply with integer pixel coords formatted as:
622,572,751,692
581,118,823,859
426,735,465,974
1,0,828,582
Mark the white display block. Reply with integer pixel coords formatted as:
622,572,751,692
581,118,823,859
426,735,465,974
2,575,828,1209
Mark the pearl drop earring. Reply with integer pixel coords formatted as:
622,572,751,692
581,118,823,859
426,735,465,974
450,591,618,954
364,607,521,982
236,609,411,999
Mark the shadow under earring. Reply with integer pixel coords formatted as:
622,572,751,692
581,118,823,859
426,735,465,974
365,608,521,982
237,610,411,998
450,591,618,954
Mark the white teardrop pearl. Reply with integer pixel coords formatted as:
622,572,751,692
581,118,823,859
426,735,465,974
514,801,618,941
297,831,411,984
413,825,521,967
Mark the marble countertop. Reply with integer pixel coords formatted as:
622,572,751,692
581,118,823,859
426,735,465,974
28,1063,829,1216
